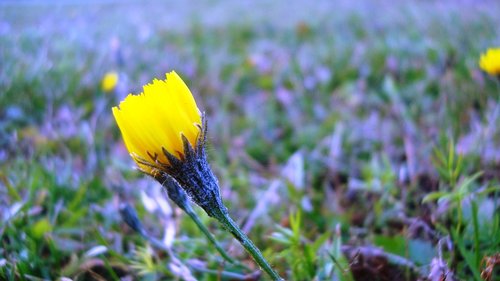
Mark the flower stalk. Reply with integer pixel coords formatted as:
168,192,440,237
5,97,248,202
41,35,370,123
210,207,284,281
159,175,237,264
184,205,237,265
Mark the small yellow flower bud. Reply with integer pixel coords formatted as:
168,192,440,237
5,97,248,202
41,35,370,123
102,71,119,92
479,48,500,76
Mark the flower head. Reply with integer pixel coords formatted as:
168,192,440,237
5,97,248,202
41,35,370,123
479,48,500,76
112,71,222,216
102,71,119,92
112,71,202,175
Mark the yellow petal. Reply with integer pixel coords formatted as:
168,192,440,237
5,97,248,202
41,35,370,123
112,71,202,173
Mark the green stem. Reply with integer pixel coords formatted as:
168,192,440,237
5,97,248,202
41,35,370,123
471,201,480,268
456,200,463,234
215,210,284,281
188,262,261,280
184,207,237,265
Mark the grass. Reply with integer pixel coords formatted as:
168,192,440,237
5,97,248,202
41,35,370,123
1,0,500,280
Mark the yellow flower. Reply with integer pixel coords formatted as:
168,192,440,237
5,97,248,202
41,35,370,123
479,48,500,76
112,71,202,174
112,73,283,281
102,71,119,92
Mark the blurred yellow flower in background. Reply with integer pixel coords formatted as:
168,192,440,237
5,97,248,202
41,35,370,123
479,48,500,76
102,71,119,92
112,71,202,173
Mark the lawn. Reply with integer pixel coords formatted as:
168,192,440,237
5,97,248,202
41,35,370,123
1,0,500,280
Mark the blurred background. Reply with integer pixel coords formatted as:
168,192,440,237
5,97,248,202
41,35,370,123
1,0,500,280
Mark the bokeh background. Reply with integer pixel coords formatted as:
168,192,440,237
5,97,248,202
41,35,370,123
1,0,500,280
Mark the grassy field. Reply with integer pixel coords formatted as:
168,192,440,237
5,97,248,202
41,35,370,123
1,0,500,280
